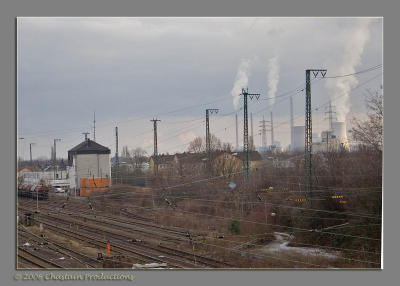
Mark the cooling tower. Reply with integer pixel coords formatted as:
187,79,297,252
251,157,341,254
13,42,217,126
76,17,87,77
331,121,349,150
293,126,305,151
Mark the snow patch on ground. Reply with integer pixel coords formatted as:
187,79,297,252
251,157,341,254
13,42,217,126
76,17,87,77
132,262,168,269
262,232,339,259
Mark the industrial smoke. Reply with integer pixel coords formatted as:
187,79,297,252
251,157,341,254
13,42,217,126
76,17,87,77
326,18,371,121
231,59,251,110
267,56,280,106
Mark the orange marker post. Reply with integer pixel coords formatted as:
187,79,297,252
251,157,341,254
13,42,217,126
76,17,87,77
107,243,111,257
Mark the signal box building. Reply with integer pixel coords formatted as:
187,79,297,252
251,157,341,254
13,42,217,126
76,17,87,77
67,138,111,196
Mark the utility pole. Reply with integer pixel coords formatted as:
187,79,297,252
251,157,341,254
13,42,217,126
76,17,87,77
151,119,161,176
304,69,327,200
240,88,260,176
235,113,239,151
29,143,35,164
115,126,119,184
93,111,96,142
290,96,294,151
53,139,61,180
206,109,219,175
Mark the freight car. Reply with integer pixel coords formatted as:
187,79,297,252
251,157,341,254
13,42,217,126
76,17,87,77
18,184,49,200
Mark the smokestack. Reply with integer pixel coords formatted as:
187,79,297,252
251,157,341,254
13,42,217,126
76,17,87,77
290,96,294,150
270,111,274,146
235,113,239,151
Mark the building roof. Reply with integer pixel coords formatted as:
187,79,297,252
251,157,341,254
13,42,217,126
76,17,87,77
150,154,176,164
232,151,263,161
68,139,110,165
18,166,40,172
68,139,110,154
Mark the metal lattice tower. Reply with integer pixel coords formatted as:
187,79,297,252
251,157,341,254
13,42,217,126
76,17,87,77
304,69,327,198
206,109,219,175
240,88,260,176
270,111,274,146
151,119,161,175
259,116,269,149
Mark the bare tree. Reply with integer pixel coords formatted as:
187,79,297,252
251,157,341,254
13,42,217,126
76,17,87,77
187,137,204,153
131,147,148,168
209,134,222,151
187,134,225,153
349,87,383,151
222,142,233,152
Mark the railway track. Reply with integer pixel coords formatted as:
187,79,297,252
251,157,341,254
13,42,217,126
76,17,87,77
17,247,63,269
18,228,101,268
35,217,195,268
19,203,233,268
18,196,234,268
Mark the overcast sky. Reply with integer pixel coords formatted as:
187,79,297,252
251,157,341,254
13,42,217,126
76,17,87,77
17,17,382,160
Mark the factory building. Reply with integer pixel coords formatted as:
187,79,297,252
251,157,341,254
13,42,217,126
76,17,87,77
67,138,111,196
313,121,349,153
291,121,349,153
292,126,305,151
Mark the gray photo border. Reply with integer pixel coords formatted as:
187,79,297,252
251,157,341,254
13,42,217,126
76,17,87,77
1,0,398,286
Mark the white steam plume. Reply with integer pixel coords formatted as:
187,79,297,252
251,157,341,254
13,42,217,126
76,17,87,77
326,18,371,121
231,59,251,110
267,56,280,106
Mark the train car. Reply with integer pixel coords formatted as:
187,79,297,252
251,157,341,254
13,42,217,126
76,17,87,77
17,184,31,198
18,184,49,200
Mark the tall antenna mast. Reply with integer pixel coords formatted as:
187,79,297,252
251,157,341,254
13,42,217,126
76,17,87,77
93,111,96,142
